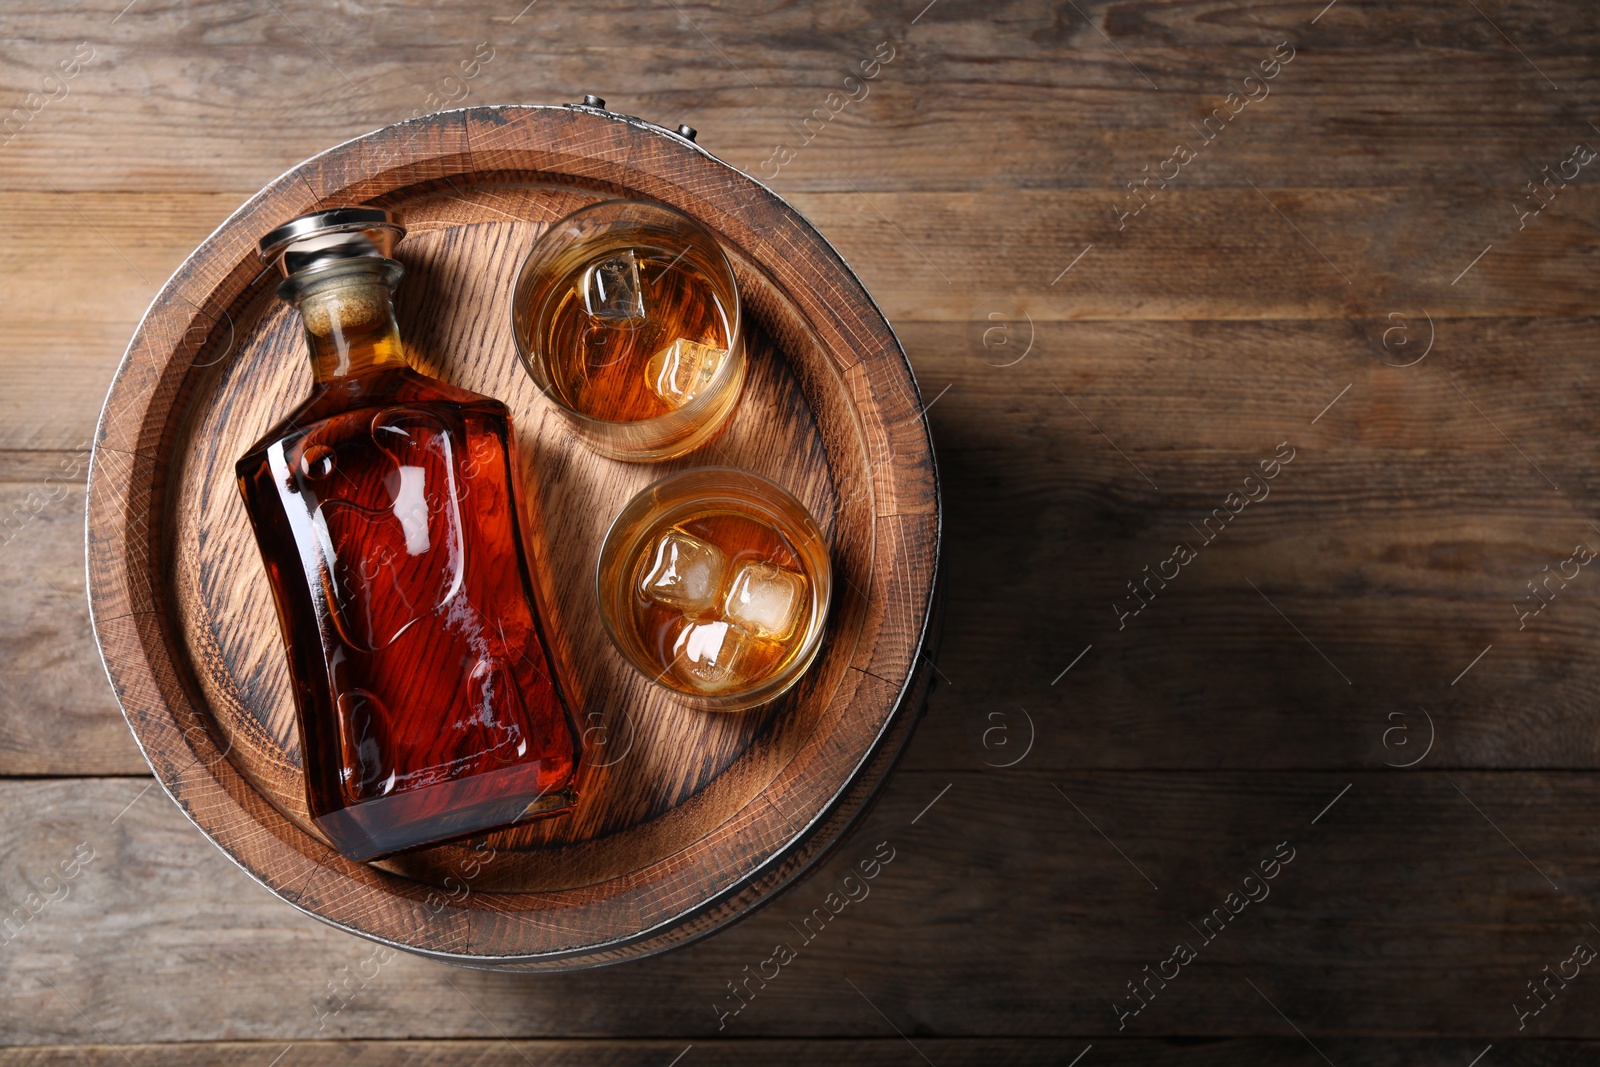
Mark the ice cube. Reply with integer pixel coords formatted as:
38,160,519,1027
583,250,646,324
671,619,749,693
639,530,727,614
722,560,807,641
645,338,728,408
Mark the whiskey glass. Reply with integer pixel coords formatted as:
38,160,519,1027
596,468,832,712
512,199,745,461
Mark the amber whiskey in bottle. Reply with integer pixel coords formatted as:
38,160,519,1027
237,208,580,862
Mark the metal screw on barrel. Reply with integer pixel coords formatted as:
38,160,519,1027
572,95,699,143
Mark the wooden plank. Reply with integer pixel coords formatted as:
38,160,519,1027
894,314,1600,774
0,2,1593,193
3,184,1597,453
1,1037,1592,1066
0,451,94,484
2,772,1600,1041
0,479,139,776
4,188,1597,333
9,313,1600,774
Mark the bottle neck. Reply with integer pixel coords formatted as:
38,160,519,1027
291,266,410,383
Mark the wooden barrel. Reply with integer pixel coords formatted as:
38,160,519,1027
85,103,940,969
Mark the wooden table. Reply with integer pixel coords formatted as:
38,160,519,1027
3,0,1597,1062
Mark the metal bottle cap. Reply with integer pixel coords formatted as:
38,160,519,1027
259,208,406,279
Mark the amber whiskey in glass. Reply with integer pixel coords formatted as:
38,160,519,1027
596,468,832,712
512,199,745,461
237,208,579,862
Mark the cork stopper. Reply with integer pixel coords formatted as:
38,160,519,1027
297,281,391,337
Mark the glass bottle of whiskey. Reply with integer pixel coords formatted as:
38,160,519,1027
237,208,580,862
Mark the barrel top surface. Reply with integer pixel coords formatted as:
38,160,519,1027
85,105,938,967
